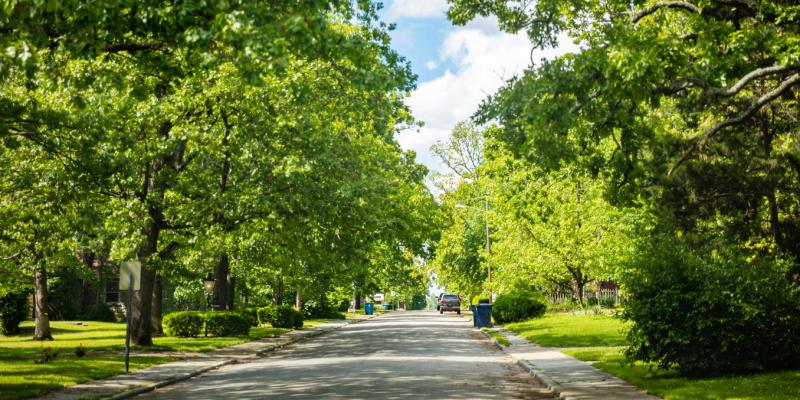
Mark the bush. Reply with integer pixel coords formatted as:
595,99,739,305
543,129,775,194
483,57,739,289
80,303,117,322
240,307,260,326
0,291,28,335
623,235,800,376
492,289,547,324
599,297,616,308
272,305,297,329
303,301,344,319
257,304,302,328
257,305,276,326
204,311,251,337
291,307,304,329
163,311,204,337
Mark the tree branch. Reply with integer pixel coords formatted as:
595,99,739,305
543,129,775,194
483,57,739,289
103,42,164,53
669,72,800,175
706,65,793,97
631,1,701,23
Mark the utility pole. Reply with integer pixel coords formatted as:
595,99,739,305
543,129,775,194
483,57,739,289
485,195,492,304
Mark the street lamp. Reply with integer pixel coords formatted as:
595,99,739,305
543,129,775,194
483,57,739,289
455,196,492,304
203,274,215,310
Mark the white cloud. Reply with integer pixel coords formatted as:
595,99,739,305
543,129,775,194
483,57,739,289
424,60,438,70
386,0,449,21
398,17,577,185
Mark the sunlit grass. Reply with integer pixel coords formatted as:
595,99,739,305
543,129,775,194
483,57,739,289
504,311,630,347
563,347,800,400
0,354,169,400
0,318,320,399
480,327,511,347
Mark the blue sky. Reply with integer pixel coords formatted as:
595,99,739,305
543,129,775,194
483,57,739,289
377,1,576,185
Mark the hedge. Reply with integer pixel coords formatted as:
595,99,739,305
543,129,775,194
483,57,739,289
492,290,547,324
205,312,251,337
163,311,204,337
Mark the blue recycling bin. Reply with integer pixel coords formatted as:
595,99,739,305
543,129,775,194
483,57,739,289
383,304,390,311
473,304,493,328
365,303,374,315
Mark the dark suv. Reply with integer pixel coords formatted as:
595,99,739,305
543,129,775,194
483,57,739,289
438,294,461,314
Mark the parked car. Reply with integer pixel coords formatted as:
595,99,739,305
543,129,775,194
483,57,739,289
439,293,461,314
436,293,444,311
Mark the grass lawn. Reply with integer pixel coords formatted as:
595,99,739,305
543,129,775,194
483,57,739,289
563,347,800,400
0,355,170,400
504,311,629,347
0,318,327,400
480,327,511,347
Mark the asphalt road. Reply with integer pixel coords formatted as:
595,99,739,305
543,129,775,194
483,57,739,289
138,310,552,399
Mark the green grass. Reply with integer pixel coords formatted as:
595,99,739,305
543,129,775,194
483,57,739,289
0,354,170,400
563,347,800,400
504,311,629,347
480,327,511,347
0,319,306,400
0,321,290,356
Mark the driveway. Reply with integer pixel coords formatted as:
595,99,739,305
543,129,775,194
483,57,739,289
138,310,552,399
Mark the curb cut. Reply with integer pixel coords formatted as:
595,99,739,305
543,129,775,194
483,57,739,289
103,317,375,400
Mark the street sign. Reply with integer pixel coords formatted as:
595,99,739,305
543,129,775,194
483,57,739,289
119,261,141,290
118,260,141,373
390,290,396,296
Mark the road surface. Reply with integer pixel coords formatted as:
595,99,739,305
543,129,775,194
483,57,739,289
139,310,552,399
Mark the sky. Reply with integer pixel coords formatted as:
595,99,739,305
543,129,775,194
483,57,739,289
379,0,576,184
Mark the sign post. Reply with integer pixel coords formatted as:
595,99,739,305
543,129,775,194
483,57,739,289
119,261,141,373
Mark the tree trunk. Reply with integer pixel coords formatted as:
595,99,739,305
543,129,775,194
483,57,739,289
133,220,159,346
33,267,53,340
212,254,230,310
228,275,236,310
272,276,284,305
295,285,302,310
151,277,163,334
354,290,361,310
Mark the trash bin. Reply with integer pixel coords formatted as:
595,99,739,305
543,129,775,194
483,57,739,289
473,304,493,328
364,303,374,315
383,304,390,311
469,305,477,327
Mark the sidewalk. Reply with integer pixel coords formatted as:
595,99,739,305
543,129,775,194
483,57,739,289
34,317,370,400
484,326,660,400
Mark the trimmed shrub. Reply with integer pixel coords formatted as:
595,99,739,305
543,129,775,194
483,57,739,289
291,307,304,329
204,312,251,337
623,236,800,376
163,311,204,337
257,305,276,326
272,305,297,328
240,307,260,327
492,289,547,324
0,292,28,335
302,301,345,320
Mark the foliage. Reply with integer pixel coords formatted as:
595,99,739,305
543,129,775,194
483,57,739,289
240,307,260,327
623,233,800,375
491,288,547,324
291,307,304,329
162,312,204,338
203,312,251,337
256,305,276,327
0,292,28,336
409,294,427,310
471,295,489,305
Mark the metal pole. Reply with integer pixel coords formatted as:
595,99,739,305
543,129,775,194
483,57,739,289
125,272,132,373
485,195,492,304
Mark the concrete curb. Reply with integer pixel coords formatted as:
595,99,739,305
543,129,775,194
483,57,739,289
473,324,573,400
102,316,375,400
